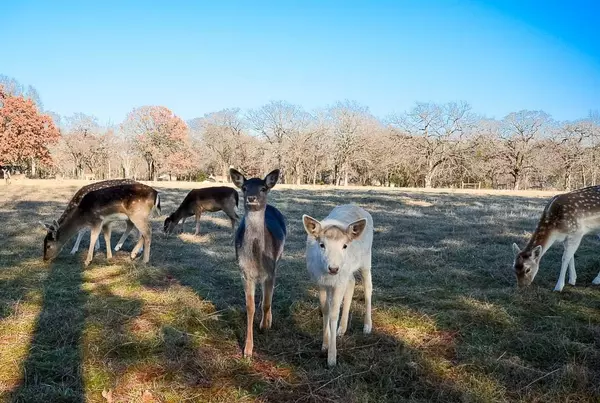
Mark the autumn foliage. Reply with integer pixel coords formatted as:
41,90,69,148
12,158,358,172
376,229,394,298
121,106,189,180
0,86,60,171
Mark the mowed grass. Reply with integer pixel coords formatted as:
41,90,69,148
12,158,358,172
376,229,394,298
1,181,599,402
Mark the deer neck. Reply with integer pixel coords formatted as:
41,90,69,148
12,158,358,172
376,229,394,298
525,221,555,256
244,209,266,244
57,212,87,245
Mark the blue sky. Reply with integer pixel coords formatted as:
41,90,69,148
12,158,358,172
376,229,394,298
1,0,599,124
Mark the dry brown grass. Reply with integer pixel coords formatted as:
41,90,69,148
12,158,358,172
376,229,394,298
1,180,599,402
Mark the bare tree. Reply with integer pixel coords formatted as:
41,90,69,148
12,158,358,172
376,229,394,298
247,101,309,183
390,101,475,187
496,110,551,190
327,101,376,186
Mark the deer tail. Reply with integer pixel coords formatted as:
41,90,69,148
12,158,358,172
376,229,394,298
153,193,162,217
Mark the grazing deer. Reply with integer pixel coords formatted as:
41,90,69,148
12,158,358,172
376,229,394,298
41,181,160,266
303,204,374,367
163,186,239,235
229,168,286,358
512,185,600,292
55,179,140,255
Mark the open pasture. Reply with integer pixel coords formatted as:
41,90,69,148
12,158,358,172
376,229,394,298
1,181,599,402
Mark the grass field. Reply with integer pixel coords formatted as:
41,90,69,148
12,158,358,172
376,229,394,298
1,180,599,402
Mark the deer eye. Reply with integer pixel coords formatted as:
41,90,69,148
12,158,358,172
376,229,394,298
242,186,247,192
319,243,325,249
343,244,348,249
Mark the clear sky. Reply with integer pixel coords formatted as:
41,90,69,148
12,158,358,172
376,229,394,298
1,0,599,124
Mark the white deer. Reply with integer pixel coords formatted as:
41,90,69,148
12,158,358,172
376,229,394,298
512,185,600,291
302,204,374,367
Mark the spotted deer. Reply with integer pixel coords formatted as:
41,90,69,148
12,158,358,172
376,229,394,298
512,185,600,292
163,186,239,235
41,181,160,266
229,168,286,358
303,204,374,367
51,179,140,255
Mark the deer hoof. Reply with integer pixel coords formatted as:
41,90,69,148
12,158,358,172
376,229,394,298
83,259,92,267
337,326,346,337
363,324,372,334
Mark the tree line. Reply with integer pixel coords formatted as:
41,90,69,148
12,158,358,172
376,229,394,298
1,75,599,190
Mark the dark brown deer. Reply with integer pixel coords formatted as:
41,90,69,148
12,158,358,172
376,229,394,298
163,186,239,235
512,185,600,291
41,181,160,266
58,179,140,255
229,168,286,358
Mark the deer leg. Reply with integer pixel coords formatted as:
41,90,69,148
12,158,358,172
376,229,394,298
84,225,102,267
361,267,373,334
94,236,100,251
114,220,135,251
180,217,187,233
223,205,239,230
328,285,345,367
319,287,330,352
102,225,113,260
568,256,577,286
555,235,583,292
129,217,151,263
194,210,202,236
70,230,84,254
243,279,256,358
338,276,355,337
260,277,274,330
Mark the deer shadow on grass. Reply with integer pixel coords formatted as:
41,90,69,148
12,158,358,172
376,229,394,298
9,260,86,402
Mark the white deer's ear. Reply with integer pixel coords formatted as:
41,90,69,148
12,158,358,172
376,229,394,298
264,169,280,189
512,243,521,257
347,218,367,240
229,168,246,189
302,215,321,237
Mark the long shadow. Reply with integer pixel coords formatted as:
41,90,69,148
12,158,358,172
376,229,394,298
10,260,86,402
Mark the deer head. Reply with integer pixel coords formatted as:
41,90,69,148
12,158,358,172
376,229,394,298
229,168,280,212
512,243,543,287
303,215,367,275
40,219,63,261
163,214,177,235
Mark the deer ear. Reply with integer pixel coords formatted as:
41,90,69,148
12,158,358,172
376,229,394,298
40,221,53,231
532,245,543,262
229,168,246,189
347,218,367,240
264,169,280,189
512,243,521,257
302,215,321,238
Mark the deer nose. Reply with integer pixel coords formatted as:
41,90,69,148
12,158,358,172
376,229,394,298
247,196,257,203
328,266,339,275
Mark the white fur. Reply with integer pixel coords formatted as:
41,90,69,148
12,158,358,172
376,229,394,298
304,204,374,367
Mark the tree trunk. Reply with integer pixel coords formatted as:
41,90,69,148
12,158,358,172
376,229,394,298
344,167,349,186
30,157,36,178
295,163,303,185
